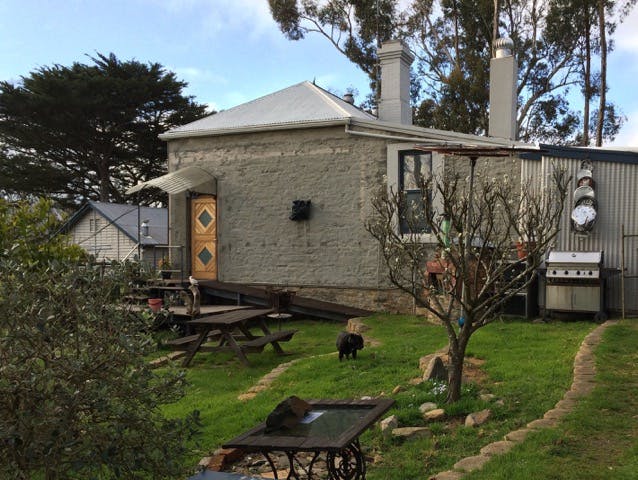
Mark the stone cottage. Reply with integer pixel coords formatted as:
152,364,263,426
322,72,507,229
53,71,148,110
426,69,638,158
131,40,527,312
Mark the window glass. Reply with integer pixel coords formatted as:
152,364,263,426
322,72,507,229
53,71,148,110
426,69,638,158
399,151,432,234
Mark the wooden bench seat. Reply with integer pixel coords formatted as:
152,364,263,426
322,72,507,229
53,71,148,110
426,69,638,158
164,331,221,349
240,329,297,352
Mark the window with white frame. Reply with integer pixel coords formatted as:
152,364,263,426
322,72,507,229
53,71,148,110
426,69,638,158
89,218,101,233
387,143,441,240
399,150,432,234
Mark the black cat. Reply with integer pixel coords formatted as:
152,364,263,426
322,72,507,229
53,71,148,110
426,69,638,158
336,332,364,361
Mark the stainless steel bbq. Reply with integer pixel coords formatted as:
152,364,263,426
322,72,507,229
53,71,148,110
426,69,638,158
544,251,607,321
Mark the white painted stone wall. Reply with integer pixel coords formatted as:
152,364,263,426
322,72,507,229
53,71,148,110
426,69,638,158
166,126,522,311
168,126,390,290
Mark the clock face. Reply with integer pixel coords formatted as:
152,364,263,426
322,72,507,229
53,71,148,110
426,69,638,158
571,204,597,231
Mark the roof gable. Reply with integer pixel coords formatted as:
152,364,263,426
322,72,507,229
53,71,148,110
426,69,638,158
161,81,376,138
62,201,168,246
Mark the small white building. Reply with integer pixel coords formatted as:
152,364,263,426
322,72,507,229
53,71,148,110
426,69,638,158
61,201,168,265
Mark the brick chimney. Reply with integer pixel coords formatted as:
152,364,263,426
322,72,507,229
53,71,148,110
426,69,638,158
488,37,518,139
377,40,414,125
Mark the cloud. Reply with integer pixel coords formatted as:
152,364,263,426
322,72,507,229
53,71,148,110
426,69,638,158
147,0,278,41
615,7,638,51
171,66,228,85
610,110,638,147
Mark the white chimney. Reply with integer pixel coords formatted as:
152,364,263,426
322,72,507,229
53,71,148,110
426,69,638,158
488,37,518,139
377,40,414,125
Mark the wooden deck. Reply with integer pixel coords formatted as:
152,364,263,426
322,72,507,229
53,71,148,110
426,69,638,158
197,280,372,322
169,304,250,317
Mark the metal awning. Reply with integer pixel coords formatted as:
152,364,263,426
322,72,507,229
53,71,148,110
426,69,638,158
126,166,216,195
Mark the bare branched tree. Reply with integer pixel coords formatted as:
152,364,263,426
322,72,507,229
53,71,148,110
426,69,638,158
366,159,570,402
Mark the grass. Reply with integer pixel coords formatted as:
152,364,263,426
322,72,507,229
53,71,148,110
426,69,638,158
157,315,597,478
464,320,638,480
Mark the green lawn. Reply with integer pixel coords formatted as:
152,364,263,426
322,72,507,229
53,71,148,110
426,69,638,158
158,315,599,478
464,320,638,480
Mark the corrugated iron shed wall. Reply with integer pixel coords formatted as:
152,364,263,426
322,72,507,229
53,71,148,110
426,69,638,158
522,151,638,313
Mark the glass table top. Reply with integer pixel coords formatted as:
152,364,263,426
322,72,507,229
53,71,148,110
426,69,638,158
261,407,373,440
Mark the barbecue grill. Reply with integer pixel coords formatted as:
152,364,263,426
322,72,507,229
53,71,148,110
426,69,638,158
544,251,607,321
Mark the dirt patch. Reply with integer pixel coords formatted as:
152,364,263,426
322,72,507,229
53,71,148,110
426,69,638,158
437,354,488,385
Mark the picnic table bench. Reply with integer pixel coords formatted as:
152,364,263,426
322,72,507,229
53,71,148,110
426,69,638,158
171,308,297,367
164,331,221,350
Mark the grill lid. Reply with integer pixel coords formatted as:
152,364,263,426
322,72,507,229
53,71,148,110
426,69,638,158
547,251,602,265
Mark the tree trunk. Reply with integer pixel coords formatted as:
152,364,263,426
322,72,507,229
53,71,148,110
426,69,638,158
446,329,469,403
583,5,592,146
596,0,607,147
492,0,500,57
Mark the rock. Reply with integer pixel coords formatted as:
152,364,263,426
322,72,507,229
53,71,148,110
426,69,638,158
527,418,557,429
419,354,436,370
261,469,290,479
424,408,446,421
480,440,515,456
419,402,439,414
392,385,402,395
480,393,496,402
465,409,491,427
423,356,448,382
544,408,568,420
347,318,370,334
453,454,490,472
238,392,257,401
504,428,530,443
429,471,464,480
392,427,432,440
379,415,398,436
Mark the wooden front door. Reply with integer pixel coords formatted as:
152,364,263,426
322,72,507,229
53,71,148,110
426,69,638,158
191,195,217,280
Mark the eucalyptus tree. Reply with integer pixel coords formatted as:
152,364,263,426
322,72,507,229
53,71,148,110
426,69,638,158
269,0,633,144
0,54,208,208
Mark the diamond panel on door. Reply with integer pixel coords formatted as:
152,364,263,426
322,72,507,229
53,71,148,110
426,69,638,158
191,196,217,280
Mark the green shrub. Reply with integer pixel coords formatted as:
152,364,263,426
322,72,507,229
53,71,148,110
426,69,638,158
0,199,198,479
0,198,87,266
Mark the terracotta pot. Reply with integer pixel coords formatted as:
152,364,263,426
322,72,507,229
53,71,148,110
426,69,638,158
516,241,536,260
148,298,163,313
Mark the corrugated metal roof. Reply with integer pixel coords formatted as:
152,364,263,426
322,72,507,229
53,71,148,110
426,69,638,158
522,144,638,164
160,81,376,139
126,166,216,195
88,201,168,245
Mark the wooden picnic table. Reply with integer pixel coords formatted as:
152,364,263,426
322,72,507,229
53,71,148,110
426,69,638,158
177,308,297,367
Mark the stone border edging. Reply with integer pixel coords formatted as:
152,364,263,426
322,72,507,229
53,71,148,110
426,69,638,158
429,320,616,480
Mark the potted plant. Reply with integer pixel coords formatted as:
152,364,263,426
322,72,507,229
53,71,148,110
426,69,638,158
515,238,537,260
